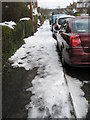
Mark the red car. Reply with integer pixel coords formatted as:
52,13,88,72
57,16,90,67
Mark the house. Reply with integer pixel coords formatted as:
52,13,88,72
65,2,77,15
77,0,90,14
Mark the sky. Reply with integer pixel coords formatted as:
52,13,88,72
38,0,77,9
1,0,77,9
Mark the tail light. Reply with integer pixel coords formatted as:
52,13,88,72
69,35,81,47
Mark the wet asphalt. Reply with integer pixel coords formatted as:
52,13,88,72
2,62,38,119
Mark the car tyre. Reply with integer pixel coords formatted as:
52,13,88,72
57,42,59,51
52,33,57,40
61,52,68,68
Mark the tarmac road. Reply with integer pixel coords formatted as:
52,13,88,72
2,62,38,118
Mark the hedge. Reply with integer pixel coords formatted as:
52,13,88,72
2,16,38,66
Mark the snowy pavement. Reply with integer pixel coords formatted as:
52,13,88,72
9,20,88,118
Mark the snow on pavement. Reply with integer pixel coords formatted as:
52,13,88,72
66,75,88,118
9,20,88,118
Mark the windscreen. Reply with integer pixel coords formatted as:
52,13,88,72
74,19,90,33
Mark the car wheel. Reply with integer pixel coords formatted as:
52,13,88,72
61,52,68,68
52,33,57,40
57,43,62,59
57,42,59,51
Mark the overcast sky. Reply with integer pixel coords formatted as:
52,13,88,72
38,0,77,9
1,0,77,9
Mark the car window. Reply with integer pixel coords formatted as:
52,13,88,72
66,22,71,33
73,19,90,33
58,18,67,25
60,21,69,32
60,21,66,31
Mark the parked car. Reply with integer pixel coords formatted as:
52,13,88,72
51,14,66,31
52,15,74,40
57,16,90,67
52,14,66,25
49,17,52,25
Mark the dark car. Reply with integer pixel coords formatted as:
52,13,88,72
57,16,90,67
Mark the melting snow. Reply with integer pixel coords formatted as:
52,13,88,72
0,21,16,29
66,75,88,118
9,20,88,118
20,17,31,21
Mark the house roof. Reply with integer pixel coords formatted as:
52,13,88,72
86,0,90,3
78,0,90,3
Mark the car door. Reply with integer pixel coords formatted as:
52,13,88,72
57,21,67,50
59,20,72,61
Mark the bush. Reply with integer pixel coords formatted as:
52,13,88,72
2,27,13,64
21,15,38,38
2,2,30,22
2,22,24,65
22,20,33,38
13,22,24,46
34,15,38,32
2,16,38,66
39,16,45,25
20,4,30,18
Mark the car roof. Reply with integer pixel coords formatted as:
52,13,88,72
52,14,67,24
66,16,90,23
57,15,75,19
70,16,90,20
53,14,66,17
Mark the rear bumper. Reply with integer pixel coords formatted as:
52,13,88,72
67,47,90,67
69,63,90,67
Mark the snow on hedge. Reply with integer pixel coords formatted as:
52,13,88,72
0,21,16,29
20,17,31,21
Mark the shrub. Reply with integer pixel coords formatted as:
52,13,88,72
2,22,24,65
33,15,38,32
20,4,30,18
2,26,14,65
2,2,30,22
22,20,33,38
13,22,24,46
20,15,38,38
2,16,38,66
